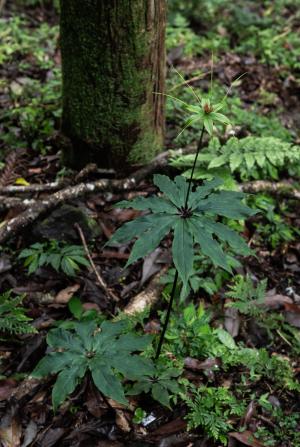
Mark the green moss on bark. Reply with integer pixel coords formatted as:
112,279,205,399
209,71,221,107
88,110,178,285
60,0,166,171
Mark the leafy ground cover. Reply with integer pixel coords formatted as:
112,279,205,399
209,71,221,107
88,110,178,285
0,1,300,446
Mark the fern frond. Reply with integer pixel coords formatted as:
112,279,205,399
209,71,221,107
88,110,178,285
171,136,300,181
0,291,36,335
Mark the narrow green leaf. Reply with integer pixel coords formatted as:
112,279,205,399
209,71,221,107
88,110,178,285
188,218,230,272
153,174,182,207
107,214,163,246
172,219,194,286
126,215,174,267
116,196,176,214
203,117,214,135
188,177,223,209
199,217,252,255
197,191,256,219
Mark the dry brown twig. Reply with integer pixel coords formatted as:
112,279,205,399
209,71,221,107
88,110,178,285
74,223,119,302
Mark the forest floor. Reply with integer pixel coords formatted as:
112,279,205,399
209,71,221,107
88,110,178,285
0,1,300,447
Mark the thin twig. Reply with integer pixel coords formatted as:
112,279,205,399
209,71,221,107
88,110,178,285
74,223,119,302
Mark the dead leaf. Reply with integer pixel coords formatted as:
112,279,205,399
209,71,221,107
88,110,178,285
184,357,220,371
284,302,300,328
149,418,187,438
0,380,18,401
54,284,80,304
115,410,131,433
140,248,162,287
229,431,265,447
264,290,293,309
0,415,22,447
224,304,240,337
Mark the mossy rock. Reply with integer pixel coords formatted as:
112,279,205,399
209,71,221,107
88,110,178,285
33,204,100,242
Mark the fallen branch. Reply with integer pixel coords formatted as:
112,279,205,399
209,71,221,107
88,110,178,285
0,146,299,243
0,182,64,195
74,223,119,302
241,180,300,200
124,269,166,315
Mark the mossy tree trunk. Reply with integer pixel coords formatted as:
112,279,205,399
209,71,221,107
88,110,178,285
60,0,166,172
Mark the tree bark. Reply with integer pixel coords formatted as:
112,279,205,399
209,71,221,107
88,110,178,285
60,0,166,172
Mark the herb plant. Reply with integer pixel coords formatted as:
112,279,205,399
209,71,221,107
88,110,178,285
19,240,90,276
109,81,256,357
128,363,182,408
32,319,155,410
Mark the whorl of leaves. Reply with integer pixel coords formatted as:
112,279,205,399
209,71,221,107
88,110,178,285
32,320,154,410
108,175,256,287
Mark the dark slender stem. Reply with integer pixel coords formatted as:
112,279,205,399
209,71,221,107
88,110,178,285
155,125,206,360
155,270,179,359
184,125,205,208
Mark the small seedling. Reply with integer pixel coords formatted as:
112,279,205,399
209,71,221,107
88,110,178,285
19,240,90,276
32,319,155,411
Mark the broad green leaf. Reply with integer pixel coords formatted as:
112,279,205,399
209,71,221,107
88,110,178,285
255,152,266,168
68,296,83,320
48,253,61,271
92,320,129,350
107,214,160,245
116,333,152,352
110,355,155,379
229,152,243,171
188,218,230,272
153,174,182,207
47,328,84,353
127,380,151,395
90,363,127,405
244,153,255,170
61,257,77,276
116,196,176,214
126,215,174,267
216,328,236,349
152,383,171,407
74,320,97,351
188,177,223,209
52,363,86,412
32,352,76,378
172,219,194,286
70,256,90,268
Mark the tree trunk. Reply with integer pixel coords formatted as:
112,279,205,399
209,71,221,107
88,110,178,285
60,0,166,172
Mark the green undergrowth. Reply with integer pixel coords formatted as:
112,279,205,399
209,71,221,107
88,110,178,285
167,0,300,73
0,15,61,157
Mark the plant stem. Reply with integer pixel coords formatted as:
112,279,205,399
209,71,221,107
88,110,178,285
155,270,178,359
155,125,205,360
184,125,205,208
